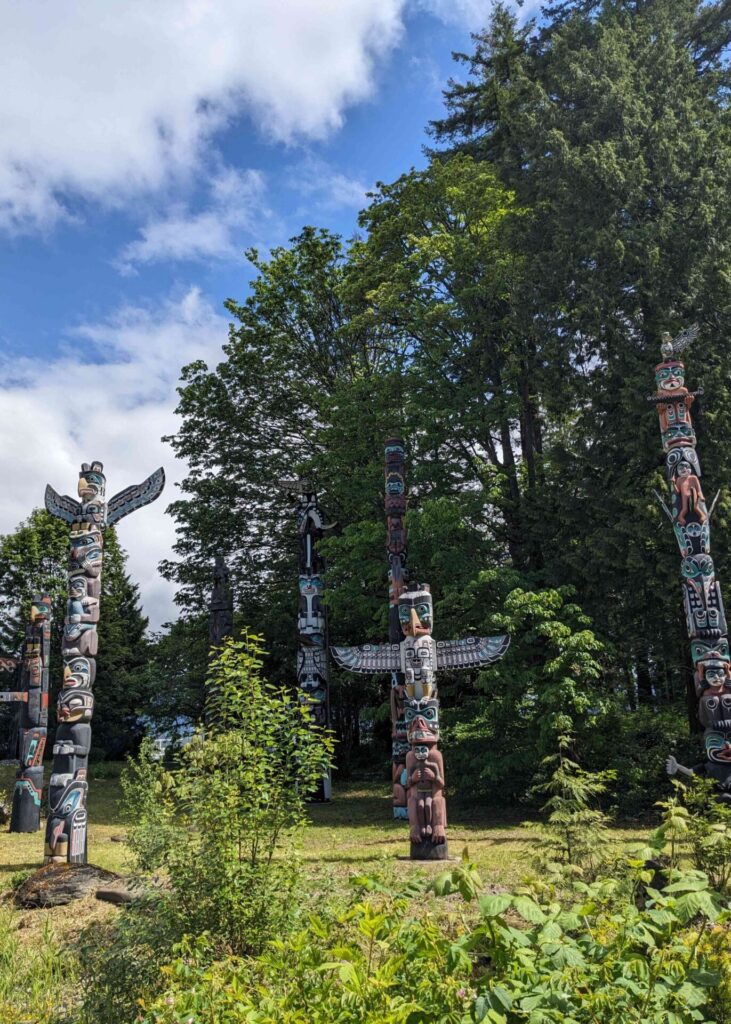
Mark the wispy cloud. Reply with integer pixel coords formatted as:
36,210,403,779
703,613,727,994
288,155,370,213
0,288,228,628
116,167,272,271
0,0,406,234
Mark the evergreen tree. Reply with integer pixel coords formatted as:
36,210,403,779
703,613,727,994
432,0,731,713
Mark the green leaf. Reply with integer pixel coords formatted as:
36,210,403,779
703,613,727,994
512,896,546,924
479,894,512,918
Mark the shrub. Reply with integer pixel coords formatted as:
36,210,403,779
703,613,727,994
139,859,731,1024
79,632,333,1023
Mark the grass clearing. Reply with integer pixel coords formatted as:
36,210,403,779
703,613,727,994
0,763,650,930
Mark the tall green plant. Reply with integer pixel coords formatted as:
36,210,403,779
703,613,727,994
80,633,333,1023
526,734,616,877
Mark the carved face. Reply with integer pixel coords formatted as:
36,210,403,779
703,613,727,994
69,530,103,576
64,657,95,689
57,688,94,723
655,362,686,393
405,698,439,744
667,446,700,478
24,644,42,687
705,730,731,764
78,463,106,502
681,554,715,583
399,589,433,637
692,640,730,667
30,596,51,624
700,692,731,729
413,744,429,761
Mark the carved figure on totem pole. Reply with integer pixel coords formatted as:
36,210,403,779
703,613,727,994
0,595,52,832
284,480,333,801
385,438,409,819
650,327,731,802
333,580,509,859
44,461,164,863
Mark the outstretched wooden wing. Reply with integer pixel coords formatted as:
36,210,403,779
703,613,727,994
436,635,510,671
45,485,81,524
331,643,401,675
107,467,165,526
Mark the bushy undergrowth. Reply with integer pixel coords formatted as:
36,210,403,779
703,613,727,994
139,854,731,1024
78,634,333,1024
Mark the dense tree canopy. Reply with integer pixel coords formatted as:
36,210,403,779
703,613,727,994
160,0,731,804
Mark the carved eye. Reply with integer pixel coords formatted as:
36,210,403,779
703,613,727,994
706,697,719,710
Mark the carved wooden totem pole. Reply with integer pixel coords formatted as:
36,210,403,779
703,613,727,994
385,439,409,820
209,555,234,649
292,482,332,800
651,328,731,801
44,461,164,863
0,595,52,832
333,444,510,860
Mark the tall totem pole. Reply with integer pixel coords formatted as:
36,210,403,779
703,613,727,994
209,555,234,650
291,482,332,801
0,595,52,832
385,439,409,820
333,443,510,860
651,329,731,800
44,461,164,864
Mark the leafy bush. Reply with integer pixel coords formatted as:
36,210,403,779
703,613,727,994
139,857,731,1024
79,633,333,1023
652,778,731,893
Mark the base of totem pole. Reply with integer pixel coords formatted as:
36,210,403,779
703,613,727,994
14,862,119,908
410,840,449,861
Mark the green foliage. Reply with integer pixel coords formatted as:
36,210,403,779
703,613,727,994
79,633,333,1022
139,858,731,1024
0,908,75,1024
525,734,617,878
652,778,731,892
444,584,607,805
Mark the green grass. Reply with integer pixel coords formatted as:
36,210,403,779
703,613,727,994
0,763,650,922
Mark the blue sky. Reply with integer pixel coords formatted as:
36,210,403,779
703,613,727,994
0,0,528,627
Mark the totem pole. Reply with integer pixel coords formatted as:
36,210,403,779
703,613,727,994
291,481,332,801
651,327,731,801
209,555,234,649
385,439,409,820
333,442,510,858
0,595,52,832
44,461,164,864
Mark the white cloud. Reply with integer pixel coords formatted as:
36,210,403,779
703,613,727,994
117,166,271,270
0,0,405,233
289,155,369,212
0,288,228,628
415,0,538,29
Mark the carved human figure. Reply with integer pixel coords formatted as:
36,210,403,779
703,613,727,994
674,462,706,525
405,700,446,846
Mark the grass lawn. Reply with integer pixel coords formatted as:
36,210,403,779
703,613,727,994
0,763,651,939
